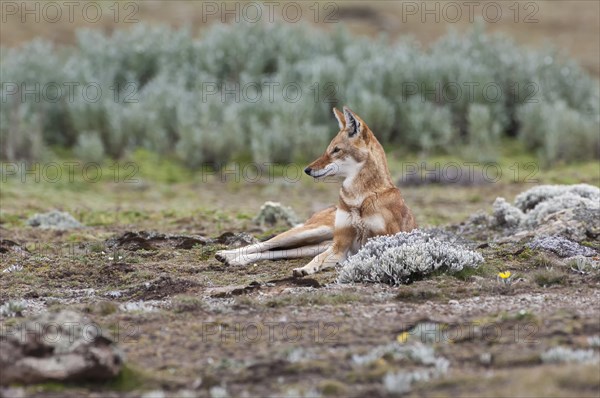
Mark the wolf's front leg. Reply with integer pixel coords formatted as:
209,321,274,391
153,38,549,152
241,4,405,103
292,246,347,277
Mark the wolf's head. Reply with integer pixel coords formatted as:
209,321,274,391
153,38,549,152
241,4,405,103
304,106,380,182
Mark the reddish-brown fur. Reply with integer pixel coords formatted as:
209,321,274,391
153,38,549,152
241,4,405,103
215,106,416,276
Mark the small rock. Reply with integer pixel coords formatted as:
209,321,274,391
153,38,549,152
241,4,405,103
0,240,29,256
0,310,123,385
533,207,600,242
105,231,209,251
212,232,258,247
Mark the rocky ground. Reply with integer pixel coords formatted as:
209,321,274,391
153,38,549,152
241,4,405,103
1,174,599,397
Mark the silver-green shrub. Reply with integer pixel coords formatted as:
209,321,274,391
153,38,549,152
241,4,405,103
518,101,599,165
338,230,483,285
465,104,502,161
2,22,598,165
1,39,64,159
73,131,105,163
399,97,456,153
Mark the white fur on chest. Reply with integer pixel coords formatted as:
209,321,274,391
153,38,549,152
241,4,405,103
335,209,386,253
335,209,361,230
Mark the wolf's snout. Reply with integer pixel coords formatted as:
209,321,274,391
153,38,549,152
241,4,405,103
304,167,312,176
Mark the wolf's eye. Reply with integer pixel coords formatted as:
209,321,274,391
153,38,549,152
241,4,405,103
331,147,341,154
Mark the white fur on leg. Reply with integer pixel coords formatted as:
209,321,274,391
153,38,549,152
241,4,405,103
216,242,332,266
292,247,342,277
215,225,333,266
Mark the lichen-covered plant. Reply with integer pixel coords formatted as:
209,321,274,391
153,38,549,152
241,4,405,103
350,341,449,394
541,346,599,364
528,236,596,258
513,184,600,213
26,210,83,230
253,201,300,228
337,230,484,285
490,184,600,242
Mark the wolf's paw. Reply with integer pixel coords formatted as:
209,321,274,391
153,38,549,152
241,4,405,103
215,251,247,266
292,266,315,277
214,251,230,263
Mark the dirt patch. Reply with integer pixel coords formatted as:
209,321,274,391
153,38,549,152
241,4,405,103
0,239,29,256
120,275,199,301
210,277,322,298
1,182,599,397
105,231,210,251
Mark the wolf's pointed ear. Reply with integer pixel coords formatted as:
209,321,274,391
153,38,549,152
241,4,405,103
343,106,362,138
333,107,345,130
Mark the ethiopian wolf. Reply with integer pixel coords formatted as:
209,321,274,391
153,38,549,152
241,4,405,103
216,106,416,276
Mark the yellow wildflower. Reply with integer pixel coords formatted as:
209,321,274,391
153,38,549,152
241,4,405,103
498,271,511,279
396,332,409,343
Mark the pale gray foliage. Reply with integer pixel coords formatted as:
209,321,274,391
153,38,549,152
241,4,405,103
2,264,23,274
282,387,322,398
490,184,600,242
73,131,105,163
26,211,83,230
514,184,600,212
518,101,600,165
541,346,599,364
588,336,600,348
353,342,451,394
466,103,502,161
567,256,600,274
338,230,483,285
384,370,431,394
528,236,596,258
351,342,449,370
524,192,599,227
2,22,598,165
208,386,229,398
0,301,25,317
492,197,524,228
253,201,300,228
